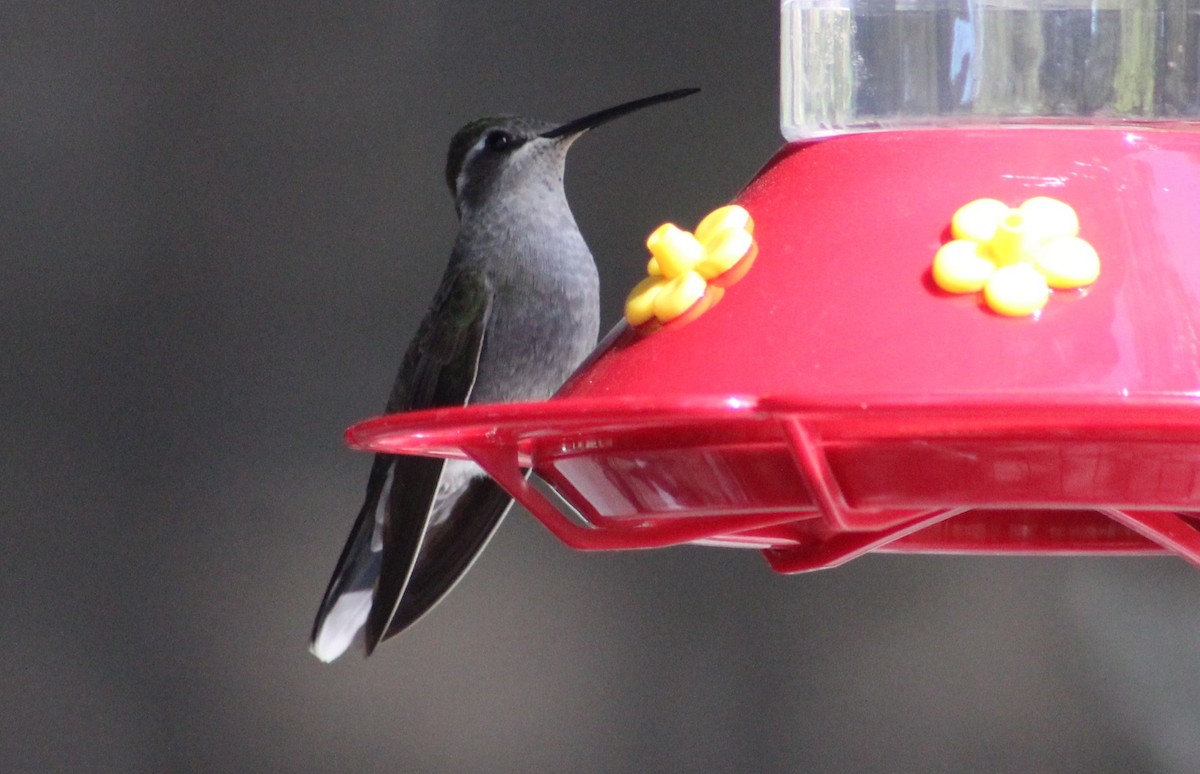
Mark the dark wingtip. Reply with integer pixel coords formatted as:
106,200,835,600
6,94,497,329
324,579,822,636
363,596,392,657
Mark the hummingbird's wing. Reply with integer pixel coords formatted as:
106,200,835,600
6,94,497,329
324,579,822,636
363,268,517,652
310,268,500,661
376,471,514,643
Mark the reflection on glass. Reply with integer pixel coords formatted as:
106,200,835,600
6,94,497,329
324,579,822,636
782,0,1200,139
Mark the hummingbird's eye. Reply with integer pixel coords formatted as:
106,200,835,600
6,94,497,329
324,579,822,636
484,130,514,152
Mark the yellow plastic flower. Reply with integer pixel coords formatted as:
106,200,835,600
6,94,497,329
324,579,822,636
933,196,1099,317
625,205,756,327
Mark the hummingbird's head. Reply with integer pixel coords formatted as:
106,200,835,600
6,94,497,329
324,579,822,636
444,116,560,216
444,88,700,217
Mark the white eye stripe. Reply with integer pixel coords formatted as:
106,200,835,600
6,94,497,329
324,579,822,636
453,138,489,196
455,134,530,196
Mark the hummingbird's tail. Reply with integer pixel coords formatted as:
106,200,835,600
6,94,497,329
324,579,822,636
365,469,514,651
309,454,393,663
312,452,513,660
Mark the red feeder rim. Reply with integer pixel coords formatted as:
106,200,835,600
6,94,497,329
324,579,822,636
347,393,1200,573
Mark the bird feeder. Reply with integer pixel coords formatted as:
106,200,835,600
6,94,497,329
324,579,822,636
349,1,1200,573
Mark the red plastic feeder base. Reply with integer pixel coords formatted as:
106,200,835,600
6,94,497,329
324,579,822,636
347,127,1200,573
347,396,1200,573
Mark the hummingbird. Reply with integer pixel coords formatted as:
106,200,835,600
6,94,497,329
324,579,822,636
310,88,700,661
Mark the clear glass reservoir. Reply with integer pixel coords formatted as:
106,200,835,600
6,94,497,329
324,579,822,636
781,0,1200,140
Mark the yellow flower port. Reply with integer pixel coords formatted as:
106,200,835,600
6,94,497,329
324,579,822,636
625,205,757,328
932,196,1100,316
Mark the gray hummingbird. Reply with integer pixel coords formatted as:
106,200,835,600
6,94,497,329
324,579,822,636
310,88,699,661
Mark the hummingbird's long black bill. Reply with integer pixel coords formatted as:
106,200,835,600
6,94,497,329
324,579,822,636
540,87,700,139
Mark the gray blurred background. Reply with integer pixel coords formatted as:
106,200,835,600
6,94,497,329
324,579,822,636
5,1,1200,771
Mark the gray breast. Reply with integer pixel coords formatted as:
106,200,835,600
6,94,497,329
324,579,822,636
469,239,600,405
